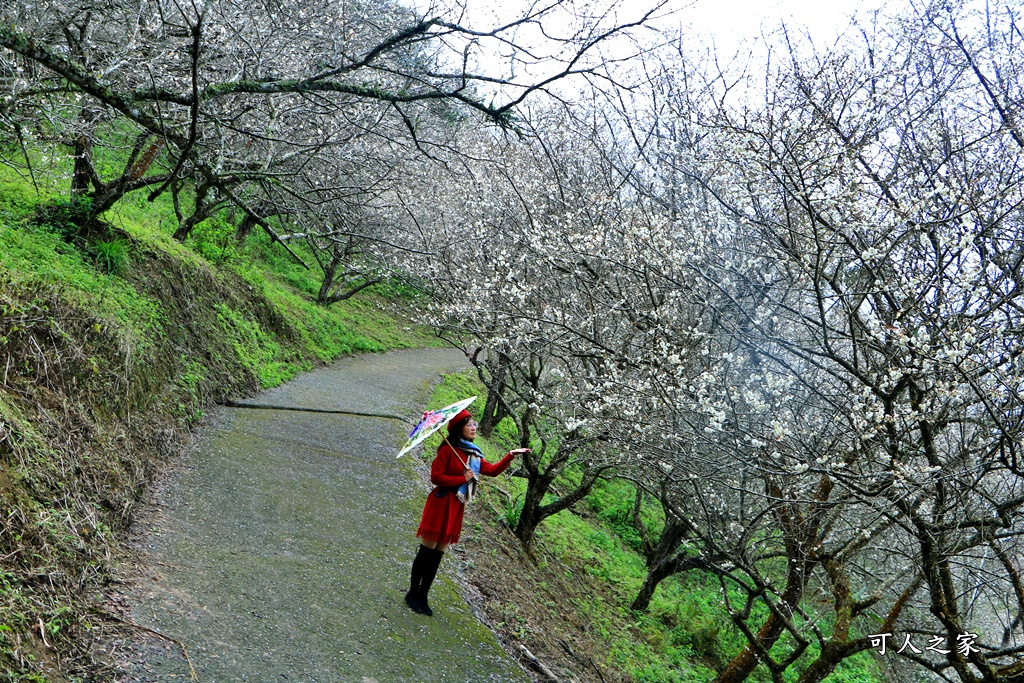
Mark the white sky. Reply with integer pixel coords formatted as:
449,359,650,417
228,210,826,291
442,0,915,104
400,0,927,110
667,0,902,58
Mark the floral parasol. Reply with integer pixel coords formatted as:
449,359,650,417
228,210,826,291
396,396,477,458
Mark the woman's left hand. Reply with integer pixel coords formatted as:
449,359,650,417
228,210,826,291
508,448,531,458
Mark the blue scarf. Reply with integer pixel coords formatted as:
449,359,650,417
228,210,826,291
454,437,482,500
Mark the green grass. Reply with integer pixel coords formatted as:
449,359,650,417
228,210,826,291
0,162,435,386
0,200,166,367
585,477,665,553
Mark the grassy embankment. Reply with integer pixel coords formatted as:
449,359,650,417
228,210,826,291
419,371,886,683
0,166,435,682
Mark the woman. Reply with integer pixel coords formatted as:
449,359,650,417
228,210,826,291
405,408,530,616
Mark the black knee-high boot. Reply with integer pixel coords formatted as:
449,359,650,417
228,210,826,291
406,545,431,613
418,548,444,617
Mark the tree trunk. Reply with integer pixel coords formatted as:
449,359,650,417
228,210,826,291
631,560,678,611
631,515,693,611
711,558,810,683
478,350,509,437
173,183,210,240
317,247,343,304
632,556,711,612
70,132,165,222
71,133,94,206
514,463,609,550
514,474,552,549
236,212,257,241
796,642,866,683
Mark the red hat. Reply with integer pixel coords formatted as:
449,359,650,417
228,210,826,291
448,409,472,436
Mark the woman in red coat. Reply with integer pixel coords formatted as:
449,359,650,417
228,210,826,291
405,408,529,616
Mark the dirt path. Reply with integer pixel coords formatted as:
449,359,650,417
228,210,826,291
117,348,530,683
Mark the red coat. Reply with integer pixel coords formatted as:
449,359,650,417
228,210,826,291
416,441,514,546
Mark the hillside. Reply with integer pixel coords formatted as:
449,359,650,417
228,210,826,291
0,170,434,681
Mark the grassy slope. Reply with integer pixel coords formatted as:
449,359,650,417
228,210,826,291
0,169,436,682
418,371,885,683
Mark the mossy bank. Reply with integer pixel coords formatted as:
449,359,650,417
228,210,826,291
0,172,435,682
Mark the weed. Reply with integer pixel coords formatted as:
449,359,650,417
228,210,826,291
188,214,239,265
92,237,130,274
500,495,524,529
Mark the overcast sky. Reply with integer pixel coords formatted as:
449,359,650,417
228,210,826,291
643,0,912,86
425,0,918,104
669,0,902,55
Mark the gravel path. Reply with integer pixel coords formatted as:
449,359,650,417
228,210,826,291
120,349,529,683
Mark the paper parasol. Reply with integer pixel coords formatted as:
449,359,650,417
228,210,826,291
396,396,477,458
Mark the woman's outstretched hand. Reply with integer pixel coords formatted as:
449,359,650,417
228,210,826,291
508,448,531,458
